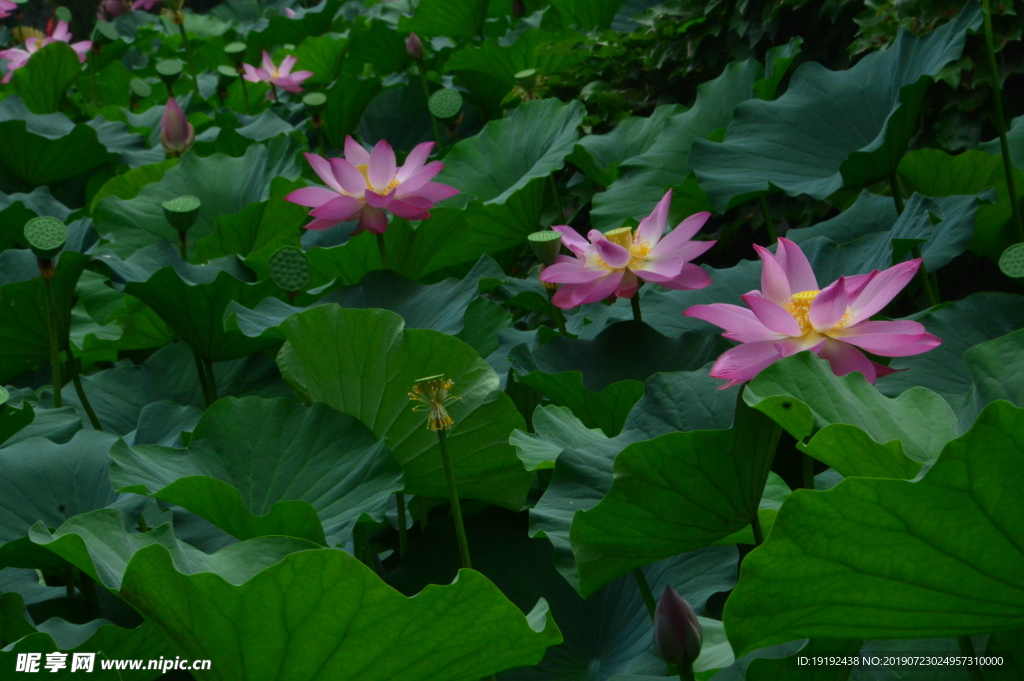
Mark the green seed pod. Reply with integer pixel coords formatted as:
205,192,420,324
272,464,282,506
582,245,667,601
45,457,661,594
130,77,153,99
428,88,463,122
156,59,183,89
515,68,537,89
93,20,119,44
54,6,72,22
224,42,247,65
269,246,311,293
302,91,327,114
999,242,1024,279
216,64,238,81
528,230,562,266
162,196,201,233
24,217,68,259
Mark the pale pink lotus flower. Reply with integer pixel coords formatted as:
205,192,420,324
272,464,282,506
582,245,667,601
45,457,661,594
0,0,17,19
540,190,715,309
684,237,941,389
285,137,460,235
242,50,312,94
284,7,295,17
160,98,195,157
0,20,91,84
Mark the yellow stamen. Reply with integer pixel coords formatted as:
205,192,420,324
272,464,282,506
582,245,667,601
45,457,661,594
409,375,460,432
596,227,653,271
784,289,851,336
356,163,400,196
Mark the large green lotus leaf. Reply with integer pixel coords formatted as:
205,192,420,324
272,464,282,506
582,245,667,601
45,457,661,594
291,33,347,86
88,159,178,214
356,83,434,154
878,293,1024,408
30,510,562,681
398,0,489,38
743,352,957,464
723,400,1024,656
958,329,1024,432
510,405,608,472
510,371,644,438
0,98,119,190
92,139,301,257
342,19,406,77
590,59,763,230
109,396,402,546
99,241,281,362
569,104,686,188
897,148,1024,260
71,270,176,362
786,190,899,246
0,618,174,681
8,42,82,116
321,73,382,148
530,367,738,589
798,424,922,481
444,29,583,116
239,0,341,61
277,306,531,508
436,98,582,205
0,401,33,447
568,399,782,597
979,114,1024,170
0,388,82,449
0,431,145,571
0,250,89,383
688,3,982,212
387,507,739,680
228,256,505,342
63,342,292,436
543,0,626,30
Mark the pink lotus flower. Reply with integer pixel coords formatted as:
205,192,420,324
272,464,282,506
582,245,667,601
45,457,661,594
284,7,295,17
0,0,17,19
132,0,162,10
160,98,195,156
539,190,715,308
242,51,312,94
97,0,128,20
684,237,941,388
285,137,460,235
0,21,91,84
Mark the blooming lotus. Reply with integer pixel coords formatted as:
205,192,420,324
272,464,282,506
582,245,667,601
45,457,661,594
160,98,195,157
242,51,312,94
684,237,941,388
285,137,459,235
0,21,91,84
539,190,715,308
0,0,16,19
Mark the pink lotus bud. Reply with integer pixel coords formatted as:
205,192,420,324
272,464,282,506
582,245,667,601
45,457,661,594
405,32,424,60
653,585,702,669
160,97,195,157
98,0,128,19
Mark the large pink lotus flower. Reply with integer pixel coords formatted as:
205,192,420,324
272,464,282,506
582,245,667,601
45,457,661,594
684,237,941,389
242,51,312,94
0,0,17,19
0,21,91,84
539,190,715,309
285,137,460,235
160,98,195,157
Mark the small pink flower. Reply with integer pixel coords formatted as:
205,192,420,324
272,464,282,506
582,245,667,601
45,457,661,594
242,50,312,94
684,237,941,389
97,0,128,20
0,20,91,84
284,7,295,17
131,0,162,10
0,0,17,19
160,97,195,156
540,190,715,308
285,137,460,235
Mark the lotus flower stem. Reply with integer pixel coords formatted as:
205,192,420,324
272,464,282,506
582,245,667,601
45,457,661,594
418,496,429,529
958,637,985,681
65,566,76,599
178,230,188,262
549,176,564,223
80,572,101,619
177,24,199,93
88,52,100,106
678,667,696,681
633,567,657,619
910,244,939,307
750,513,764,545
64,342,103,430
42,277,63,408
419,73,445,148
889,173,905,215
980,0,1024,242
237,70,252,114
438,430,472,569
396,492,408,557
193,350,216,406
548,293,567,334
203,357,218,403
801,451,815,490
759,196,777,244
630,293,643,323
376,232,390,270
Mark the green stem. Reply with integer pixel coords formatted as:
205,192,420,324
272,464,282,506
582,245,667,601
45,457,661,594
376,232,390,270
802,451,815,490
177,23,199,94
88,52,99,107
759,196,777,244
137,515,150,533
630,294,643,323
238,74,251,115
438,429,471,569
64,343,102,431
79,572,101,620
981,0,1024,242
890,173,905,215
545,289,567,334
65,566,75,599
632,567,657,620
751,513,764,546
418,495,429,529
178,230,188,262
43,276,63,408
396,492,408,557
419,72,445,149
911,244,939,308
193,350,214,407
203,358,218,404
678,666,696,681
549,175,565,225
958,636,985,681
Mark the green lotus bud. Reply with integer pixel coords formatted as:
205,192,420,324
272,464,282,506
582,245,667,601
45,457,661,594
999,242,1024,280
162,196,201,233
268,246,311,293
515,68,537,89
24,217,68,260
528,230,562,266
156,59,183,92
224,42,247,65
405,32,424,60
653,585,702,670
428,88,463,122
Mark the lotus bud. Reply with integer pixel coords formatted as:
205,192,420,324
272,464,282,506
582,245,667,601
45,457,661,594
405,31,424,60
653,585,702,670
512,0,525,17
160,97,195,157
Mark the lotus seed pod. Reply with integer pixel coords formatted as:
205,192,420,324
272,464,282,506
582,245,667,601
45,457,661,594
130,77,152,99
93,20,119,44
162,196,201,232
54,6,72,22
24,217,68,260
405,32,424,60
515,68,537,89
302,91,327,114
156,59,183,89
428,88,463,121
528,230,562,266
999,243,1024,280
216,64,238,81
653,585,702,670
269,246,311,293
224,41,247,64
